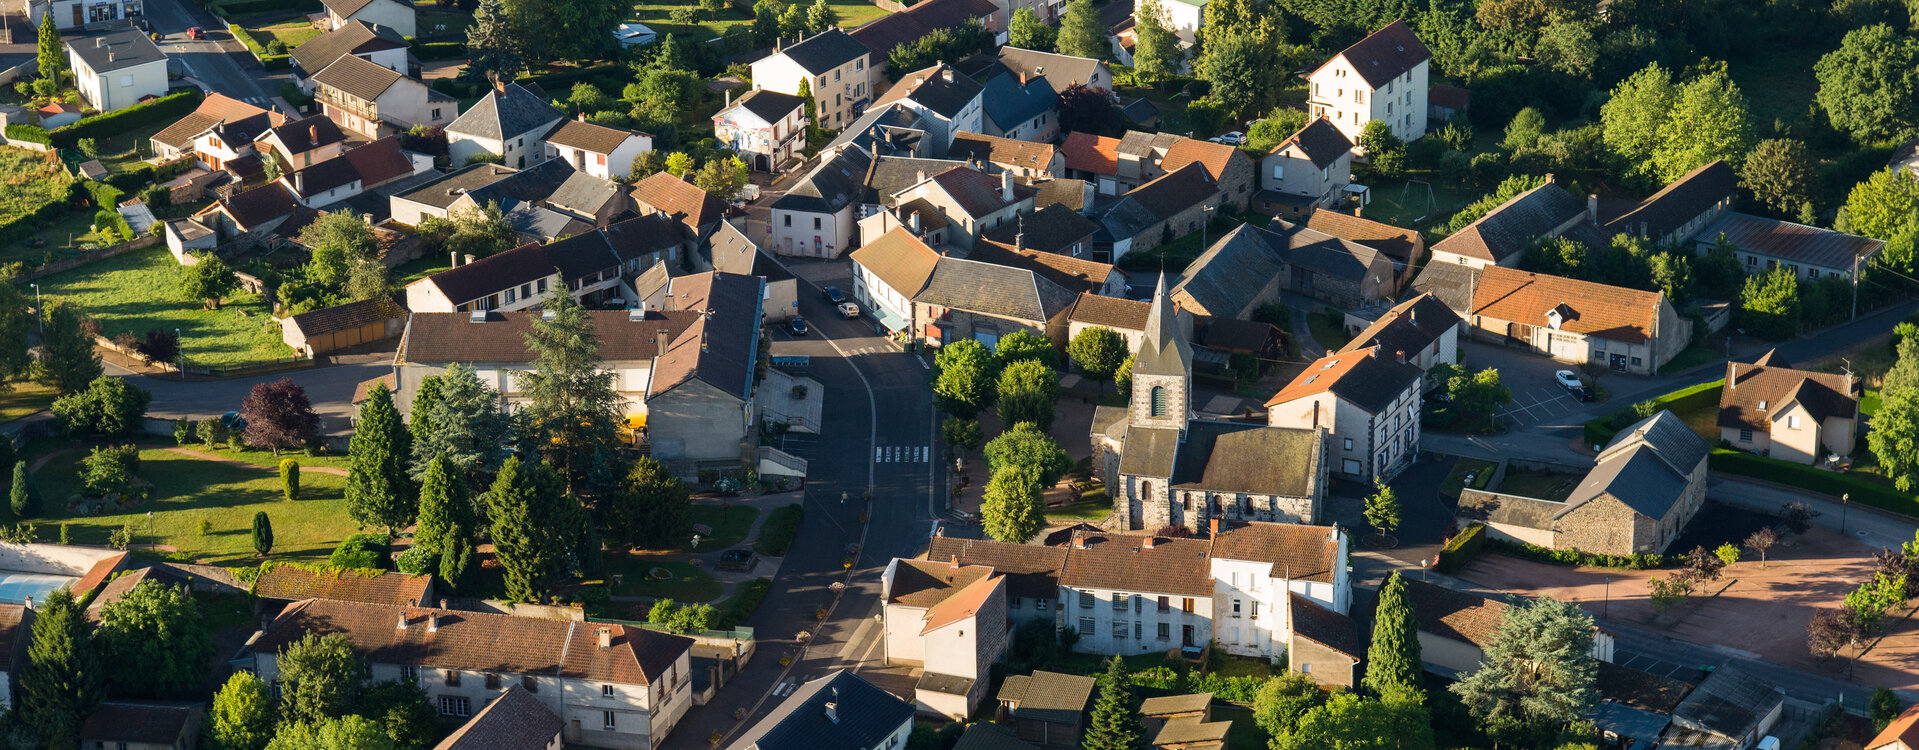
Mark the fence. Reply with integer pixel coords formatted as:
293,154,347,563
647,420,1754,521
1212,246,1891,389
14,234,160,283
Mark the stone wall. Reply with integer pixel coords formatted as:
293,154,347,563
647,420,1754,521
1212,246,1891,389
1552,494,1654,556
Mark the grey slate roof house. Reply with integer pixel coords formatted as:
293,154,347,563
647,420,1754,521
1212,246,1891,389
1659,666,1785,750
1098,162,1224,261
1170,221,1395,318
1429,178,1599,268
769,144,875,258
727,670,914,750
447,82,567,169
914,256,1078,348
995,670,1096,748
432,685,563,750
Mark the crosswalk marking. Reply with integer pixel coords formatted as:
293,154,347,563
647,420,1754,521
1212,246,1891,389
873,445,929,463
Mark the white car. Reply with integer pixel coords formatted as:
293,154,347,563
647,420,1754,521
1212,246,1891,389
1554,370,1583,390
1209,131,1245,146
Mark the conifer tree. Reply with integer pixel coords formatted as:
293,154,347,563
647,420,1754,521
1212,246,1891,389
603,457,690,550
406,374,442,437
347,382,414,537
484,457,583,603
517,291,621,492
1364,571,1423,697
11,460,38,518
36,15,64,89
1083,656,1144,750
20,588,102,749
252,511,273,556
412,453,473,568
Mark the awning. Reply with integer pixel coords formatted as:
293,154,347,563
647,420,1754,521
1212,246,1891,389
871,303,908,333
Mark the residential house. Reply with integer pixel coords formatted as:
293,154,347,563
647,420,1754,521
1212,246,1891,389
289,19,408,91
66,23,167,113
311,53,454,138
1304,210,1425,288
996,671,1095,748
251,599,694,750
1111,130,1255,210
403,236,622,313
1287,593,1361,688
967,239,1124,297
872,63,984,156
1692,212,1885,282
26,0,142,29
1059,531,1217,653
915,255,1077,348
1429,178,1596,268
977,68,1057,142
391,159,627,239
1168,222,1392,318
708,219,798,320
926,534,1069,624
769,144,872,257
879,559,1008,718
892,167,1035,249
1658,667,1785,750
1067,292,1153,351
1139,0,1206,43
979,203,1100,259
829,101,939,159
632,172,727,240
386,162,518,227
726,670,914,750
993,47,1114,95
432,685,564,750
279,296,408,357
545,116,652,181
1255,117,1353,220
1719,350,1860,464
848,0,999,81
1092,278,1329,532
949,131,1063,178
319,0,415,38
0,605,29,710
252,565,430,610
750,29,871,132
606,213,695,294
850,226,942,337
1394,578,1615,676
191,181,319,245
282,135,427,208
1098,162,1223,261
1868,704,1919,750
1305,20,1429,148
1459,410,1710,555
147,93,286,185
79,702,203,750
1601,160,1737,246
257,114,349,172
1206,522,1351,662
1459,265,1690,375
1063,132,1124,196
447,82,565,169
1266,346,1423,481
1337,293,1462,375
713,89,807,172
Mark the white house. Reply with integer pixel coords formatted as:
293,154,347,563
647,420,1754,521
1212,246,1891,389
311,54,455,138
849,226,943,337
870,63,983,156
30,0,143,29
1144,0,1206,44
1266,346,1424,482
713,89,806,173
1304,20,1430,149
1338,293,1462,376
544,116,652,181
768,143,872,258
1257,117,1353,220
747,28,871,132
880,560,1009,719
319,0,416,39
66,24,168,113
1207,522,1351,661
447,83,567,169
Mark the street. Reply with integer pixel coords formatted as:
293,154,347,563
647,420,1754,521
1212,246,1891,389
144,0,283,107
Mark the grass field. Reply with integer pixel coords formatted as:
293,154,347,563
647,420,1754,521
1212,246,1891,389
1496,469,1581,501
1046,486,1111,521
629,0,890,42
248,20,324,50
1306,308,1351,351
609,558,724,601
0,382,57,422
690,503,758,551
0,211,102,267
34,245,293,367
0,147,77,264
1440,457,1496,500
6,441,358,566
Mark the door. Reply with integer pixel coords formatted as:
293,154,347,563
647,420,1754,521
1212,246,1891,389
1611,353,1628,372
72,4,82,25
1181,624,1194,647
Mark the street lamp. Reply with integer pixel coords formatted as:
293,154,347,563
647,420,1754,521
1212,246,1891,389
1198,204,1217,252
29,283,40,335
1842,493,1851,535
1603,576,1611,620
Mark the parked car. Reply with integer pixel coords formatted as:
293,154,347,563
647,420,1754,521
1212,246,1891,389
787,316,808,336
186,26,205,39
838,302,860,319
1554,370,1583,391
1209,131,1245,146
822,286,846,304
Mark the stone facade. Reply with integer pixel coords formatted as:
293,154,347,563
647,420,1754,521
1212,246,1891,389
1287,636,1357,688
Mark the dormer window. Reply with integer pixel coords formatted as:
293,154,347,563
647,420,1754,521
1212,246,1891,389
1758,400,1768,410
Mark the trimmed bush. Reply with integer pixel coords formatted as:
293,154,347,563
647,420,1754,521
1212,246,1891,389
279,458,299,500
217,0,322,14
1484,538,1667,569
1187,673,1265,703
328,533,388,569
1584,380,1724,447
50,90,204,149
1710,449,1919,517
79,180,124,209
229,25,290,68
1435,522,1486,574
4,124,49,145
279,82,313,110
415,41,467,60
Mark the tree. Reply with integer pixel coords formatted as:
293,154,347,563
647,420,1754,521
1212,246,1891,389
1847,572,1909,633
998,359,1061,432
252,511,273,556
0,283,31,386
1068,327,1126,392
345,260,393,303
1843,168,1919,241
981,465,1045,543
407,375,443,437
779,4,806,36
517,290,622,491
1359,120,1406,179
1363,478,1400,539
934,339,998,417
1132,0,1180,86
1503,107,1546,152
356,680,436,750
49,375,150,437
1056,82,1118,134
19,588,101,748
984,422,1072,487
691,156,748,200
411,453,473,571
241,378,321,453
303,211,378,286
1057,0,1107,59
942,416,983,452
1115,353,1135,396
467,0,525,82
604,457,692,550
1009,7,1056,50
1440,365,1514,418
36,15,64,88
183,254,239,310
281,458,300,500
1745,526,1779,567
753,0,783,49
1281,691,1436,750
1601,63,1677,176
438,522,474,591
277,633,362,726
1253,672,1323,737
1874,687,1904,730
1651,67,1754,184
1082,656,1144,750
408,363,511,488
1815,25,1919,144
96,580,211,698
346,382,414,538
266,716,395,750
209,672,276,750
806,0,834,32
1807,607,1865,660
996,329,1059,368
1365,571,1422,697
35,301,102,394
1741,139,1817,215
1451,596,1599,730
484,457,583,603
1246,107,1312,153
1714,542,1741,568
134,329,180,366
81,444,138,498
432,202,519,261
10,461,36,519
1738,267,1801,340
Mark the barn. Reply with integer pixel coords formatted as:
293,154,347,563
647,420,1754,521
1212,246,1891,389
280,297,407,356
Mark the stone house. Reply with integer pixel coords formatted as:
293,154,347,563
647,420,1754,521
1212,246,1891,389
312,54,454,139
749,29,871,132
1170,222,1393,319
1304,20,1430,149
1266,346,1424,481
948,131,1063,179
252,565,430,612
446,83,565,169
925,535,1068,625
1719,350,1859,465
1098,162,1223,261
320,0,415,38
1060,532,1217,653
1286,593,1361,688
1461,265,1690,376
965,241,1124,297
1305,210,1425,289
1208,522,1350,662
1428,178,1597,268
1066,292,1154,351
913,256,1077,349
1255,117,1352,220
879,560,1009,719
978,203,1102,261
631,172,727,241
1337,293,1461,376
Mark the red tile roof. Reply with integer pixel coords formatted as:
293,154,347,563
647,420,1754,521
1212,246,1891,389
1470,266,1666,344
1870,703,1919,750
921,574,1002,635
632,172,726,232
1160,137,1241,182
1062,132,1120,176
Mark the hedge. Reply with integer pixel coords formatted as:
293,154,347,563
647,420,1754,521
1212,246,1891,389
1435,522,1485,574
48,90,204,149
415,41,467,60
1584,379,1724,447
1709,449,1919,517
229,24,290,69
280,82,314,110
216,0,321,14
1484,538,1667,569
78,180,124,209
515,63,625,94
4,124,49,145
718,576,770,629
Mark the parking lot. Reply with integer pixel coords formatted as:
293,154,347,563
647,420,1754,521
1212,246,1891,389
1461,341,1597,429
1496,385,1586,429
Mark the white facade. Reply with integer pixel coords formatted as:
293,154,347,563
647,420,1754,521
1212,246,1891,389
1208,536,1351,660
749,46,869,132
1268,380,1421,482
1307,58,1428,149
547,134,652,180
852,261,920,333
1063,584,1213,656
1153,0,1206,43
68,52,166,113
768,204,856,259
326,0,416,38
450,120,561,170
714,97,805,173
40,0,143,29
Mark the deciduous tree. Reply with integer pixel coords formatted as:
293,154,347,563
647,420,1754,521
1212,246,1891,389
209,672,275,750
1745,526,1779,567
934,339,999,417
1363,478,1400,539
1814,24,1919,144
981,465,1045,543
1056,0,1107,59
266,716,394,750
983,422,1072,487
1738,267,1801,340
1253,672,1323,736
303,211,378,287
183,254,239,310
1741,138,1816,215
240,378,321,453
1842,168,1919,241
35,301,102,394
692,156,748,200
1280,691,1436,750
277,633,362,726
49,375,149,437
1132,0,1181,86
96,580,211,698
997,359,1061,432
1068,327,1126,392
1009,7,1056,51
1246,107,1312,153
1055,82,1118,135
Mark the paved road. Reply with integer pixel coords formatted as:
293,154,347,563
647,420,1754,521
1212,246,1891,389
106,344,393,434
144,0,282,107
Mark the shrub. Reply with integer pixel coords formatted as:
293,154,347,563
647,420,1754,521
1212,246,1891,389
1129,666,1180,689
228,25,290,68
393,544,433,574
415,41,466,60
279,82,314,110
50,90,204,149
1710,449,1919,516
80,444,140,498
197,519,213,536
280,458,299,500
1484,538,1668,569
719,577,770,629
3,124,48,144
1435,523,1486,574
328,533,388,569
1187,672,1265,703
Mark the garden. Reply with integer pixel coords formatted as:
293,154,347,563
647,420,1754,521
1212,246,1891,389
34,245,294,368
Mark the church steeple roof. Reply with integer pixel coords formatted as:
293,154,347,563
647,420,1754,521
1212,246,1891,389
1134,273,1191,377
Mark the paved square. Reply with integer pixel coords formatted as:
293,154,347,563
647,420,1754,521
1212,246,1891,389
1497,386,1582,428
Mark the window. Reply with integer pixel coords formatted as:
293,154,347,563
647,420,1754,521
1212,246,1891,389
432,107,441,119
856,59,864,70
597,154,606,166
504,288,517,304
1300,663,1313,673
813,217,822,230
1157,596,1169,612
1739,428,1753,442
1157,623,1170,640
438,696,471,717
1080,591,1094,609
1037,599,1049,611
536,279,547,293
1232,599,1242,617
400,666,417,682
1343,438,1353,451
119,75,132,87
1272,164,1284,180
1788,415,1800,429
1116,620,1130,638
516,137,524,147
1079,616,1095,635
1183,598,1195,613
604,711,617,730
783,215,792,227
1010,596,1023,609
834,70,841,81
602,685,616,698
1150,386,1167,416
1112,594,1129,611
444,670,460,687
485,673,501,689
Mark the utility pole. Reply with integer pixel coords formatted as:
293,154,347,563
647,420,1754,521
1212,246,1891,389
1853,253,1860,321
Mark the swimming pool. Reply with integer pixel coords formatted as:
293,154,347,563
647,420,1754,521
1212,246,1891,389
0,572,78,604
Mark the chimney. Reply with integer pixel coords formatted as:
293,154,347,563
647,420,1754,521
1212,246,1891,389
655,330,668,354
309,124,319,144
914,75,925,87
1072,530,1088,549
916,169,926,183
464,254,475,265
396,612,408,630
95,38,104,47
597,627,612,649
293,171,303,194
21,596,30,610
1209,518,1219,536
427,613,438,633
1019,70,1028,85
934,525,945,537
941,67,953,83
579,111,587,122
1001,171,1014,203
1143,536,1156,550
1587,193,1598,223
908,210,920,233
1395,349,1405,363
825,688,840,723
449,251,460,268
948,555,959,569
439,599,448,609
725,89,731,107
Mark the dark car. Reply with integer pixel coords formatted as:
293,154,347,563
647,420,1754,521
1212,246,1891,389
788,316,808,336
1569,385,1595,402
221,411,246,430
822,286,846,304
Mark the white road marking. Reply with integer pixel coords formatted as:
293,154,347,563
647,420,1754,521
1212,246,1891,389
874,445,929,463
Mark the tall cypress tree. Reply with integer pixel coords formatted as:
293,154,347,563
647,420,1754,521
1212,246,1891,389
406,374,442,439
252,511,273,556
20,588,102,750
412,453,471,558
517,290,621,493
346,382,415,538
1364,571,1424,697
484,457,582,603
36,15,64,88
11,460,38,518
1083,656,1144,750
408,363,509,489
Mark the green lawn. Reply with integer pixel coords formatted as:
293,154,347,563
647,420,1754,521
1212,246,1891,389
608,557,724,602
1306,308,1351,351
391,254,450,286
1496,469,1581,502
1863,389,1882,417
630,0,890,43
0,210,105,268
1440,457,1496,500
33,245,294,367
0,382,57,422
1657,344,1725,375
178,442,354,472
249,20,324,50
1046,485,1111,521
689,503,758,551
8,442,358,566
1359,177,1476,230
92,119,173,174
416,8,471,40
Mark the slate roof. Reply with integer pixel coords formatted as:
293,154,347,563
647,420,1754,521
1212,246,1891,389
928,167,1037,219
967,240,1113,294
392,163,518,211
1263,220,1387,282
851,227,942,296
401,309,695,365
979,70,1056,132
256,599,693,685
775,145,875,214
876,63,983,119
289,135,412,197
849,0,995,61
1288,593,1361,659
1407,261,1477,314
1431,180,1588,264
1669,666,1784,743
949,131,1056,174
268,115,349,155
1273,116,1352,168
1698,212,1885,271
321,0,385,18
311,53,403,101
1400,578,1508,647
1720,354,1858,434
1598,410,1711,479
646,272,765,400
952,722,1041,750
776,28,872,76
1211,522,1340,582
999,671,1095,725
1339,293,1460,359
291,19,406,76
981,204,1100,256
1571,411,1709,520
458,160,602,216
0,605,24,672
1597,661,1693,714
287,296,406,338
730,670,915,750
885,559,994,608
1304,210,1421,265
1118,424,1182,478
79,702,197,745
1062,132,1120,175
217,182,304,228
925,536,1067,600
1470,265,1667,345
1028,177,1092,212
253,565,430,605
917,257,1077,323
544,118,645,154
602,213,687,263
826,102,928,156
1100,162,1218,239
1310,19,1431,89
1135,273,1190,378
995,47,1107,95
448,83,564,141
864,155,968,203
67,24,164,73
1059,533,1215,597
432,686,563,750
1171,422,1324,497
1172,223,1282,315
727,89,806,125
1603,160,1735,241
1456,489,1566,532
